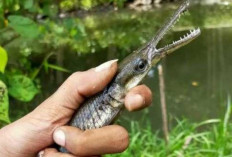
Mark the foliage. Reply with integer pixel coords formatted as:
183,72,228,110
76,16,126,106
0,0,127,20
0,80,10,124
59,0,126,11
0,47,39,125
0,46,7,73
8,75,39,102
106,100,232,157
0,46,10,124
43,62,70,73
8,15,40,38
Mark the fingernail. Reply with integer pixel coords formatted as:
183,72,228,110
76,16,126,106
95,59,118,72
53,129,66,146
127,94,145,111
37,150,44,157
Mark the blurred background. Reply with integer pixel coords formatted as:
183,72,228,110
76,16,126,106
1,0,232,156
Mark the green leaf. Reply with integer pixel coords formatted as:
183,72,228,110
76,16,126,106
23,0,33,9
8,75,39,102
77,21,86,36
0,72,7,84
46,63,70,73
8,15,40,39
0,15,5,28
81,0,93,10
0,80,10,124
0,46,7,73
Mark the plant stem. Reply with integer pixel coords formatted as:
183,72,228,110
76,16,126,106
158,64,169,144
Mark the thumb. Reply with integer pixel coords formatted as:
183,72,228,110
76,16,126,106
32,59,118,124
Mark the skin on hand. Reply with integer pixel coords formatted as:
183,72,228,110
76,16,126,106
0,60,152,157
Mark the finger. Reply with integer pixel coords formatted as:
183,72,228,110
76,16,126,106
125,85,152,111
47,59,118,110
31,60,118,125
53,125,129,156
40,148,76,157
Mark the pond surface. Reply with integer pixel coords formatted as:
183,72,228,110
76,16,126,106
8,4,232,131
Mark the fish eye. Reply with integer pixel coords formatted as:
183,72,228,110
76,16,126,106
135,59,148,72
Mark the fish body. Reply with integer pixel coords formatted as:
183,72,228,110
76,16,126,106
70,82,124,130
60,0,201,153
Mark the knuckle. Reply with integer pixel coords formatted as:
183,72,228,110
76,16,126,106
78,133,88,147
68,72,82,81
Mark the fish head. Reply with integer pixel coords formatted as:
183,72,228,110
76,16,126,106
115,0,201,91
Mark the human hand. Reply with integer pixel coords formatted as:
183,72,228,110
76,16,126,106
0,60,152,157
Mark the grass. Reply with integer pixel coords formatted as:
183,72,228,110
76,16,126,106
106,97,232,157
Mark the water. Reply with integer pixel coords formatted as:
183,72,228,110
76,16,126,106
129,28,232,130
7,5,232,131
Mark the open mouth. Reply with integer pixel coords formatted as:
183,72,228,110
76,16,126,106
156,28,201,56
150,0,201,57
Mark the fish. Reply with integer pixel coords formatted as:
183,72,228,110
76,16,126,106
60,0,201,153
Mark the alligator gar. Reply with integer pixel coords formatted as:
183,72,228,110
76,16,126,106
60,0,201,153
